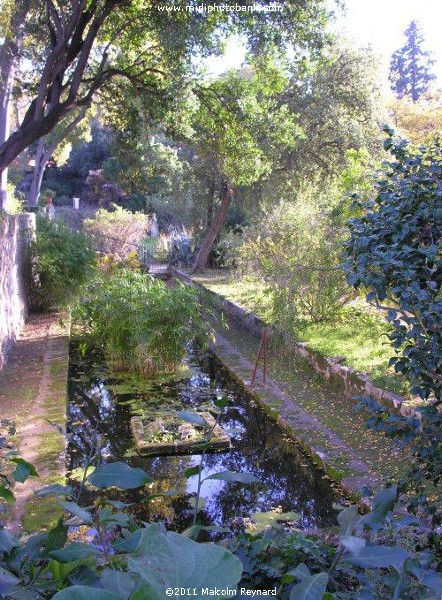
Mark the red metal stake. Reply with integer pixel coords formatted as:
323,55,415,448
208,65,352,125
250,329,268,387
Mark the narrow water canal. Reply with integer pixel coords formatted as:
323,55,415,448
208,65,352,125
67,343,345,533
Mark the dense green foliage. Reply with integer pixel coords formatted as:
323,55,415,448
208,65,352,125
389,21,436,103
355,395,441,521
388,92,442,145
344,130,442,519
343,130,442,402
75,269,209,375
26,216,95,311
229,486,441,598
0,455,441,599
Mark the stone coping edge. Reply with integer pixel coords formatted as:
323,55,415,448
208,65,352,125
8,312,70,533
208,332,377,504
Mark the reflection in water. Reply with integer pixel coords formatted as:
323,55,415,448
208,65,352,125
67,344,344,532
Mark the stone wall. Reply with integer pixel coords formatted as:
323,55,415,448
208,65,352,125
174,269,409,417
0,213,35,370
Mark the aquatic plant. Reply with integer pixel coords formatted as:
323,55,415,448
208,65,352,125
74,268,210,375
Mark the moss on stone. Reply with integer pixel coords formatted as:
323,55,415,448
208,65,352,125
22,495,64,532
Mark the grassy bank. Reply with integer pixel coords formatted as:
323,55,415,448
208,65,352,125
191,269,409,397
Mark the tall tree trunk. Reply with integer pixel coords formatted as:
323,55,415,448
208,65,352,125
0,40,16,210
0,0,30,209
191,180,233,273
28,107,88,207
28,138,46,207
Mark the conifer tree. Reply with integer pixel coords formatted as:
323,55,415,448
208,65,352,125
389,20,436,103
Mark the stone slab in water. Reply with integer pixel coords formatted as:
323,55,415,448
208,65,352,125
131,412,231,456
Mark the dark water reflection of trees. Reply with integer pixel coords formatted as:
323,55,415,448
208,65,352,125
67,344,345,532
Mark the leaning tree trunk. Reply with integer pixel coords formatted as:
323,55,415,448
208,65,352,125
191,180,234,273
206,178,216,227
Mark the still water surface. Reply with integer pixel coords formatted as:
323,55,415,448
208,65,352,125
67,344,345,532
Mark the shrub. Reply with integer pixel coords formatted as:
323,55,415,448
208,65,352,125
4,184,25,214
241,200,355,326
343,130,442,401
208,231,241,269
343,130,442,517
27,216,95,311
229,486,441,598
74,269,210,375
83,205,150,261
1,464,440,599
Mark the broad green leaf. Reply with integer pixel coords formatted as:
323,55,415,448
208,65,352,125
347,273,359,286
11,458,38,483
21,532,47,562
182,525,231,539
387,571,407,600
248,510,300,533
101,569,136,599
52,587,122,599
341,535,366,555
0,566,20,596
188,496,207,512
0,527,19,554
99,511,130,528
128,523,242,599
355,591,376,600
184,466,203,479
35,484,73,498
204,471,261,484
371,486,397,519
44,518,68,554
59,501,93,524
421,572,442,593
338,505,360,536
112,529,143,553
49,542,100,563
283,562,311,584
176,411,208,427
87,462,152,490
289,572,329,600
67,566,101,587
48,557,96,582
129,585,151,600
0,485,14,502
359,486,397,530
347,545,410,569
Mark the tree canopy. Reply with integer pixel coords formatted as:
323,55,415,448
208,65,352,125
389,20,436,103
0,0,330,178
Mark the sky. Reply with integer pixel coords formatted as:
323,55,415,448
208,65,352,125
205,0,442,88
332,0,442,87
